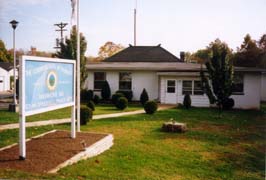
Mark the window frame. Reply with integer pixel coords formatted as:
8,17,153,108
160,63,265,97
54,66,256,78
94,72,106,91
232,74,244,95
119,72,132,91
182,80,204,96
193,80,204,95
166,80,176,93
182,80,192,95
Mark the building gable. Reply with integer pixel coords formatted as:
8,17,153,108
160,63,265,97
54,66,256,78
103,45,181,63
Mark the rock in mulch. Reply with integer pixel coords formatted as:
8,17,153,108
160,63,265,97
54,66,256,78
162,122,187,133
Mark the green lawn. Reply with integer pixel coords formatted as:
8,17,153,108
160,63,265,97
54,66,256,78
93,104,141,115
0,104,142,125
0,105,265,180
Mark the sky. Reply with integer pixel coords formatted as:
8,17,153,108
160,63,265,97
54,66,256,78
0,0,265,58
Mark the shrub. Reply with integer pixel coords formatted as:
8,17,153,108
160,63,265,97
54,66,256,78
93,95,100,104
144,101,158,114
80,89,87,102
183,94,191,109
140,88,149,106
115,97,128,110
87,90,94,101
222,98,234,110
112,93,125,104
87,100,95,111
116,90,133,102
101,81,111,100
80,107,93,125
177,103,183,108
81,89,94,102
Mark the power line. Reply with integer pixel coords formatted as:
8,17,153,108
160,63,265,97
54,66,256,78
54,22,68,49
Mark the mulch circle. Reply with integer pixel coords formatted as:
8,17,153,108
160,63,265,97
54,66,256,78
0,130,107,174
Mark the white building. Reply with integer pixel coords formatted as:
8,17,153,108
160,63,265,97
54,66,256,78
261,72,266,101
0,62,18,92
85,45,265,110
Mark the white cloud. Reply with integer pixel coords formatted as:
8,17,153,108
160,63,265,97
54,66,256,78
0,0,53,20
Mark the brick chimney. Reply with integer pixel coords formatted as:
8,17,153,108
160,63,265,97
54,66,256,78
30,46,37,56
180,51,185,62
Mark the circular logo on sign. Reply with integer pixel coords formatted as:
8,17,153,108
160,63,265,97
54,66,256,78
46,70,57,91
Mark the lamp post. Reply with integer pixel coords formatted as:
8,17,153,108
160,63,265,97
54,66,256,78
9,20,19,112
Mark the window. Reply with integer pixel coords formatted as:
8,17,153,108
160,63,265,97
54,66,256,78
182,80,203,95
182,81,192,95
167,80,176,93
119,72,132,90
94,72,106,90
232,74,244,94
193,81,204,95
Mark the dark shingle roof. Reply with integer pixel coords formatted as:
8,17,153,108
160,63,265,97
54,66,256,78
0,62,14,71
103,45,181,62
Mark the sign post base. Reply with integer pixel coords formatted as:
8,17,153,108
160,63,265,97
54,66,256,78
19,156,25,160
9,103,19,112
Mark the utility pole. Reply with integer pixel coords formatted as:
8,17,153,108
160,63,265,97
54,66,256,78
76,0,81,132
134,0,137,46
54,22,68,49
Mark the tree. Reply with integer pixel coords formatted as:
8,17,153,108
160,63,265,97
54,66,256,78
184,52,192,63
56,26,88,87
200,39,234,112
258,34,266,68
183,94,191,109
233,34,261,67
0,40,12,62
258,34,266,51
98,41,124,60
140,88,149,106
191,49,211,64
101,81,111,100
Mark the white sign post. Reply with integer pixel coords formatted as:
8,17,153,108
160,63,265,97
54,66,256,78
19,56,76,159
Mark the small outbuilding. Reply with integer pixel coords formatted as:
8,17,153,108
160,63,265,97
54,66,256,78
0,62,18,92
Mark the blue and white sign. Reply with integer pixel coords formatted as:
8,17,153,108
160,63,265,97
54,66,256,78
21,56,75,116
19,56,76,159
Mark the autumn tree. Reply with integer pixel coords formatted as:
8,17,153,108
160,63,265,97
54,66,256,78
200,39,234,111
233,34,261,67
191,49,211,64
56,26,87,86
258,34,266,68
258,34,266,51
98,41,124,60
0,40,12,62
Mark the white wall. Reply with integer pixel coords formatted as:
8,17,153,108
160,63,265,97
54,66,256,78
85,71,159,101
132,71,159,101
160,73,261,109
261,73,266,101
160,76,210,107
106,71,119,95
0,67,10,91
232,73,261,109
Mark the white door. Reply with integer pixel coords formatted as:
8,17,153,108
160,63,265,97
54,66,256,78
165,79,177,104
0,76,4,91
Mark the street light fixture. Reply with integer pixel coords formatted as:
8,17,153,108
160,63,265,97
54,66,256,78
9,20,19,112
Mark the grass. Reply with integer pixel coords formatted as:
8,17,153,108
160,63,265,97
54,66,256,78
0,103,142,125
0,104,265,179
93,103,141,115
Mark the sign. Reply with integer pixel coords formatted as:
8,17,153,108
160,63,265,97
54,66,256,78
24,60,74,115
19,56,76,159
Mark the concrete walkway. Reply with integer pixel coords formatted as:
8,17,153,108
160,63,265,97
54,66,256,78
0,105,175,131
